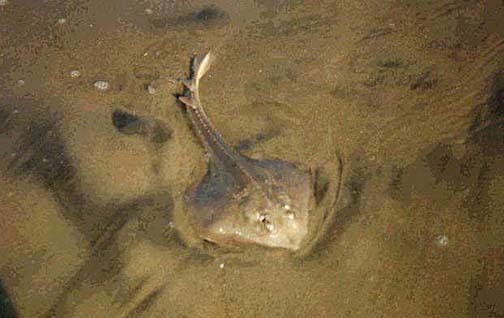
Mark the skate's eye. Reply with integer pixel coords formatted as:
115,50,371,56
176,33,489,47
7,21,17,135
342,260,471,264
112,110,141,134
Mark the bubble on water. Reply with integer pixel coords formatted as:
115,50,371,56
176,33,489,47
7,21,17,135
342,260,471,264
70,70,81,78
435,234,449,247
93,80,109,91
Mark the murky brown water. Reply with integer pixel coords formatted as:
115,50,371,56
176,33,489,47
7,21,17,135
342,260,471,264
1,0,504,317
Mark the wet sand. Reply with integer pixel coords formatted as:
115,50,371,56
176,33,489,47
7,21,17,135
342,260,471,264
1,0,504,317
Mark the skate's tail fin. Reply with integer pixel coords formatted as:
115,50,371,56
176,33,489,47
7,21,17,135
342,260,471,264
179,51,213,108
192,51,213,89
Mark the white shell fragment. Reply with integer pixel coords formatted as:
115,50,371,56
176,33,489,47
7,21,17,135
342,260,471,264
93,80,109,91
147,84,156,95
435,234,449,247
70,70,81,78
265,222,275,232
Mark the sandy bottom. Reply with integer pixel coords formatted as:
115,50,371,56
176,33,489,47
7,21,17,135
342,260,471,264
1,0,504,317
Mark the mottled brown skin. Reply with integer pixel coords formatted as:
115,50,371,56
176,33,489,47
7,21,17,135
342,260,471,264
178,52,314,250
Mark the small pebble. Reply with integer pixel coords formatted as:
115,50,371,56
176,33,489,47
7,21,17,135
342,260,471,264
219,263,225,269
435,234,449,247
16,79,25,87
143,52,149,57
57,17,67,24
12,109,18,114
257,214,266,222
93,80,109,91
147,84,156,95
265,222,275,232
70,70,81,78
0,0,8,7
145,8,153,15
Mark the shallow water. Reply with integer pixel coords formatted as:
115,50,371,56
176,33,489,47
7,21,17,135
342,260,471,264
1,0,504,317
